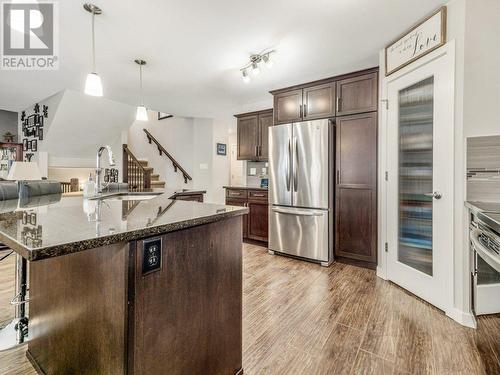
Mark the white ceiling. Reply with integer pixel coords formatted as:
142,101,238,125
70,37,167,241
0,0,445,117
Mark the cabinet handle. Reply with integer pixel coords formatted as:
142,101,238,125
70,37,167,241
253,193,265,197
336,97,341,113
304,104,307,118
299,104,303,118
337,170,340,184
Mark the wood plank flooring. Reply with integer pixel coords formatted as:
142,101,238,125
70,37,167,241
0,244,499,374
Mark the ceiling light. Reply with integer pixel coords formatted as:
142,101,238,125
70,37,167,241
239,49,275,83
84,3,103,97
251,61,260,75
136,106,148,121
135,59,148,122
85,73,103,97
241,69,251,83
263,53,274,68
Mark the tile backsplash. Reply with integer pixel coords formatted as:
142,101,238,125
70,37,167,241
246,161,268,188
467,135,500,202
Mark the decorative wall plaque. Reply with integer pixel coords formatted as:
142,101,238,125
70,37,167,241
385,7,447,76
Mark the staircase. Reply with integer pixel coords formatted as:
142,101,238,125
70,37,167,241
136,159,166,189
123,144,166,191
123,130,192,191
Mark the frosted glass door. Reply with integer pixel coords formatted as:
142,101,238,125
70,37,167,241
386,43,454,313
398,77,434,276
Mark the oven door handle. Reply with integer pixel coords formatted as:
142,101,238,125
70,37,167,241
470,229,500,273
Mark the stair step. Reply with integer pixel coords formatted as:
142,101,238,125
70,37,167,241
151,181,166,188
151,174,160,181
137,160,148,167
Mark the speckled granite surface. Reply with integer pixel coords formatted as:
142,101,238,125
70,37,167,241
0,189,247,261
223,186,268,191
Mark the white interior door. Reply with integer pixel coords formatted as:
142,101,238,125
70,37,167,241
386,46,454,312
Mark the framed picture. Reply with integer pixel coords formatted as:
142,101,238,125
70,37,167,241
31,139,37,152
385,6,446,76
216,143,227,156
158,112,173,120
23,138,28,151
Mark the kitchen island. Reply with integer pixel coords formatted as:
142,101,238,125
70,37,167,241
0,190,247,375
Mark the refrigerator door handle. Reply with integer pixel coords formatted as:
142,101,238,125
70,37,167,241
272,208,323,217
293,136,298,192
286,138,292,191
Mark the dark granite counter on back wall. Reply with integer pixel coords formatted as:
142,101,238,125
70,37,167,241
223,186,268,191
0,188,246,261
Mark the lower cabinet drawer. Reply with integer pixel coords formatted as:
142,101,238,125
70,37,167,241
226,189,248,199
248,190,268,200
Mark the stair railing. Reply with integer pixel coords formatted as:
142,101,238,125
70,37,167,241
122,144,152,191
142,128,192,184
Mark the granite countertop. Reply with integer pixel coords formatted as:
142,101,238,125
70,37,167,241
223,186,268,191
0,189,247,262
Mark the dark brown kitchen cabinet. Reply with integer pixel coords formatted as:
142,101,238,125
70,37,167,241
336,72,378,116
273,83,336,125
270,67,379,269
236,114,258,160
236,109,272,161
225,188,268,243
273,90,303,125
335,112,377,265
258,111,272,160
303,83,336,120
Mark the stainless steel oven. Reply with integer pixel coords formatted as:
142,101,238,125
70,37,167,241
470,211,500,315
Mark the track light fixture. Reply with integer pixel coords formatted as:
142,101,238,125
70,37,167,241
240,50,275,83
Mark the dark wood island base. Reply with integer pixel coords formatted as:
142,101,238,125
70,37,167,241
26,217,243,375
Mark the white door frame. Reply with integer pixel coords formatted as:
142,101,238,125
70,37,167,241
378,41,456,318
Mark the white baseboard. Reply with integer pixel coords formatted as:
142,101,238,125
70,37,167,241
446,307,476,328
376,266,387,280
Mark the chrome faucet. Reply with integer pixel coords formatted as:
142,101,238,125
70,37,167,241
96,145,116,193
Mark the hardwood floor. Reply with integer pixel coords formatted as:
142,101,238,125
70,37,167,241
0,244,499,374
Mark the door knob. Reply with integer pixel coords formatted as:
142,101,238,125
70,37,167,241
424,191,442,200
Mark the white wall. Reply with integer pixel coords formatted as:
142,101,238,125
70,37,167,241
378,0,500,326
18,90,135,180
127,111,234,204
128,113,195,190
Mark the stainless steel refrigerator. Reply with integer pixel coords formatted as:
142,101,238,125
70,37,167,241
268,119,333,265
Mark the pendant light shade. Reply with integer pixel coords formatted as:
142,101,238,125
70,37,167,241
135,59,148,121
84,4,103,97
85,72,103,96
136,106,148,121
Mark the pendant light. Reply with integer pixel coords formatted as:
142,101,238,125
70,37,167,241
84,3,103,97
135,59,148,122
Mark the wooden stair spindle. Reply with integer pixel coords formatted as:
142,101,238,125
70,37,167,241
122,144,152,192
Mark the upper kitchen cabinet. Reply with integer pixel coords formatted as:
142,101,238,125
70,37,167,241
258,110,273,160
270,68,378,124
236,114,258,160
303,82,336,121
273,90,303,125
236,109,273,161
336,72,378,116
272,84,335,125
